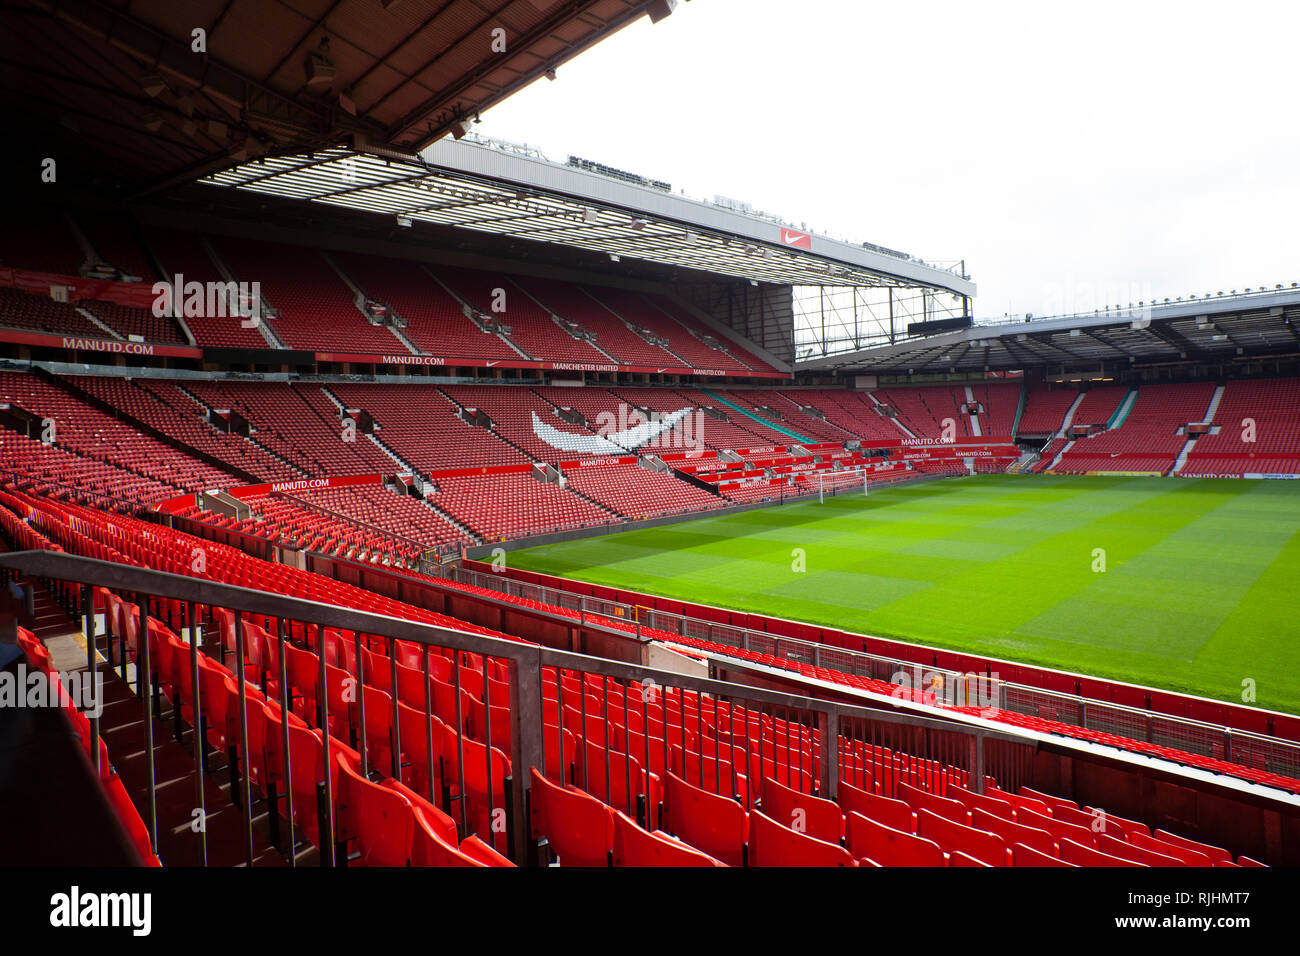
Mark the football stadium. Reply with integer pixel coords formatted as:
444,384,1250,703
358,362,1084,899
1,0,1297,910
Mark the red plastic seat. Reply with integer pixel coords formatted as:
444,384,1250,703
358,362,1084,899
459,834,515,867
970,807,1057,858
748,809,854,867
335,754,414,866
1058,837,1147,867
846,811,944,867
898,782,970,825
662,771,747,868
837,781,915,833
1095,832,1183,866
916,809,1008,866
611,811,725,867
761,775,843,844
1015,806,1098,849
1151,829,1232,865
1011,842,1076,867
948,784,1017,821
529,767,613,867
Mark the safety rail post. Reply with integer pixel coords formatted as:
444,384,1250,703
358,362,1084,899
135,592,158,857
188,601,208,866
353,631,368,777
81,584,100,776
316,628,335,866
818,705,837,801
509,645,544,864
233,612,255,866
275,617,294,867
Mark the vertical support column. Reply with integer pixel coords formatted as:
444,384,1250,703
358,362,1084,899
818,707,837,801
135,594,158,858
508,646,544,865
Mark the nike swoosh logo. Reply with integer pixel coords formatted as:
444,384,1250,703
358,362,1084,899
485,361,499,367
531,408,693,453
782,233,808,244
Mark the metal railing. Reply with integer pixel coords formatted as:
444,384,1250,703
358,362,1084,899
0,548,1045,867
442,562,1300,784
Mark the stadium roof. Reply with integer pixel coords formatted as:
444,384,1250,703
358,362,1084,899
796,287,1300,375
199,137,977,295
2,0,672,190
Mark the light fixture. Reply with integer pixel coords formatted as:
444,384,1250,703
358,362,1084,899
396,215,412,228
545,67,557,81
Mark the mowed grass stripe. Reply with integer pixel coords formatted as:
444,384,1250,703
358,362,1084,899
508,476,1300,713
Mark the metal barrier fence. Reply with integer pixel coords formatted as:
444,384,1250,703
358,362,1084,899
442,563,1300,783
0,548,1042,867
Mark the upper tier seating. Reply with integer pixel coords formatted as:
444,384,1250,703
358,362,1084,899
517,278,682,367
145,228,270,349
970,382,1021,436
1068,385,1129,429
212,239,407,354
80,300,188,345
0,287,104,338
722,390,853,443
649,296,781,373
435,267,612,365
586,288,751,373
332,252,519,360
77,212,158,281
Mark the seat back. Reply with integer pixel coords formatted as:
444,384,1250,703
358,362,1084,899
1058,837,1147,867
749,809,854,867
528,767,613,867
663,771,747,868
846,811,944,866
761,775,843,844
335,754,413,866
970,807,1056,857
916,809,1008,866
1011,842,1076,867
837,781,915,834
898,782,970,825
611,811,724,867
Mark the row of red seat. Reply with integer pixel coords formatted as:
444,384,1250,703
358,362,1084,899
11,622,160,866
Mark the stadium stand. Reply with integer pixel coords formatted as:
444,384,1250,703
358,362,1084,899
332,252,519,361
1053,382,1216,475
210,239,405,354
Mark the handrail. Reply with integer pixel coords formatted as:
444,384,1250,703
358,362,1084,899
6,548,1298,868
0,547,1050,865
443,560,1300,780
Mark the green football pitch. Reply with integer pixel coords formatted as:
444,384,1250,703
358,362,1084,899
510,475,1300,715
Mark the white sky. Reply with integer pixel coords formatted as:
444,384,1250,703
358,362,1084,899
480,0,1300,320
